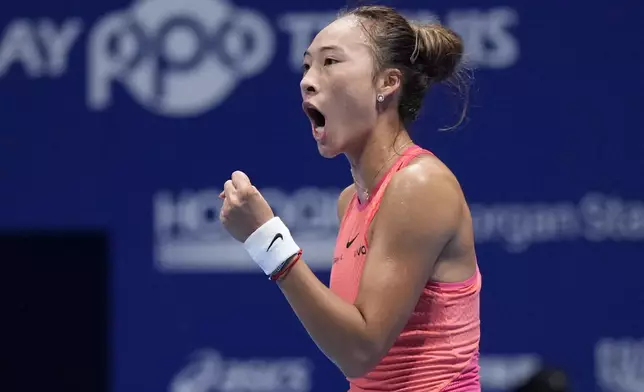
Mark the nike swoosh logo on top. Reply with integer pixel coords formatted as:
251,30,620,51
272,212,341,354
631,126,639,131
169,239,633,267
267,233,283,251
346,233,359,248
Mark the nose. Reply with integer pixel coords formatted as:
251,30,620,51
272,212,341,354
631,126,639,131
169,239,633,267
300,72,318,98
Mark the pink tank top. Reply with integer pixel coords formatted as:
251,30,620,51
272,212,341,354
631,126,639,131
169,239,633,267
329,145,481,392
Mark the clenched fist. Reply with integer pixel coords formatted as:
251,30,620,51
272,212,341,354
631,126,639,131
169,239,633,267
219,171,275,243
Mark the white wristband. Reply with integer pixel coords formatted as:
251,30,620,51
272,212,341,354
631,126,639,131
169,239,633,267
243,217,300,275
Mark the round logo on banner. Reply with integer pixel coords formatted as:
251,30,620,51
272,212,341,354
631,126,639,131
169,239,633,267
88,0,275,117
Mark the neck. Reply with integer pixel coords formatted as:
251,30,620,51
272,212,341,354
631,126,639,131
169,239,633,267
345,120,413,202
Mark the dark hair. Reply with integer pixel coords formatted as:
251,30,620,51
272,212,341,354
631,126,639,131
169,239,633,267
339,5,469,129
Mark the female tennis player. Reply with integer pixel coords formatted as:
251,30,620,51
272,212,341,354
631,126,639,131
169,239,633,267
219,5,481,391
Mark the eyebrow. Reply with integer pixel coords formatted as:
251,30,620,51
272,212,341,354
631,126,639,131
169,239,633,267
303,45,342,58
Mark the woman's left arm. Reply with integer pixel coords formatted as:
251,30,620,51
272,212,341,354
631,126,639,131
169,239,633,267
220,167,462,377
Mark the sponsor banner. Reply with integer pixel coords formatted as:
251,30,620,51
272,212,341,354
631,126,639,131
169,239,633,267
595,338,644,392
0,0,519,117
170,349,314,392
154,189,644,272
479,354,542,391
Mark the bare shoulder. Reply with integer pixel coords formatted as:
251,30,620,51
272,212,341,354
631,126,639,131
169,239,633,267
376,155,464,239
390,154,462,197
337,183,356,221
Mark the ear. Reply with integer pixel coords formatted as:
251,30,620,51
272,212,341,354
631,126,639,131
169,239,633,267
375,68,402,100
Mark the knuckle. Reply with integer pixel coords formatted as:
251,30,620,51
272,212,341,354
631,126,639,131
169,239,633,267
239,189,252,199
244,186,259,199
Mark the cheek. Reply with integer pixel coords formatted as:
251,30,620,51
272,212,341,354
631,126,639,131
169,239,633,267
331,77,376,121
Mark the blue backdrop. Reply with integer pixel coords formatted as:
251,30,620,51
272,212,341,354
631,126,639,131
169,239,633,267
1,0,643,391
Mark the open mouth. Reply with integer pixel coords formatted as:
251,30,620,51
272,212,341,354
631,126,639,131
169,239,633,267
303,103,326,128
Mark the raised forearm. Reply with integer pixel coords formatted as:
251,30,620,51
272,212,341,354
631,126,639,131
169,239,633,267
277,259,376,378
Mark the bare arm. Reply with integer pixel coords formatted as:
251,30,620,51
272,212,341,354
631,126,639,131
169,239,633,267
277,162,463,377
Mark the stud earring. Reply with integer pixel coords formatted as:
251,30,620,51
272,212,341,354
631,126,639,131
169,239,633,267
377,94,384,102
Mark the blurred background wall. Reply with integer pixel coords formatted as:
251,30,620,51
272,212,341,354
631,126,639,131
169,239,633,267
1,0,642,391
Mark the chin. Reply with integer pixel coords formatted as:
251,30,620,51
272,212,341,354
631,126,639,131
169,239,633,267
317,144,341,158
313,127,346,158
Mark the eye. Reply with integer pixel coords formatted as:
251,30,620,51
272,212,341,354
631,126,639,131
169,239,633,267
302,63,310,74
324,58,339,66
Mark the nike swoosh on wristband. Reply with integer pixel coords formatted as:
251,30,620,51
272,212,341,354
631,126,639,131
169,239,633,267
267,233,283,251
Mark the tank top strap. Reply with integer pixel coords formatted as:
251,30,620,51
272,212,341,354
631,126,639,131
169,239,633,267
371,145,432,203
394,145,432,170
363,145,434,229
